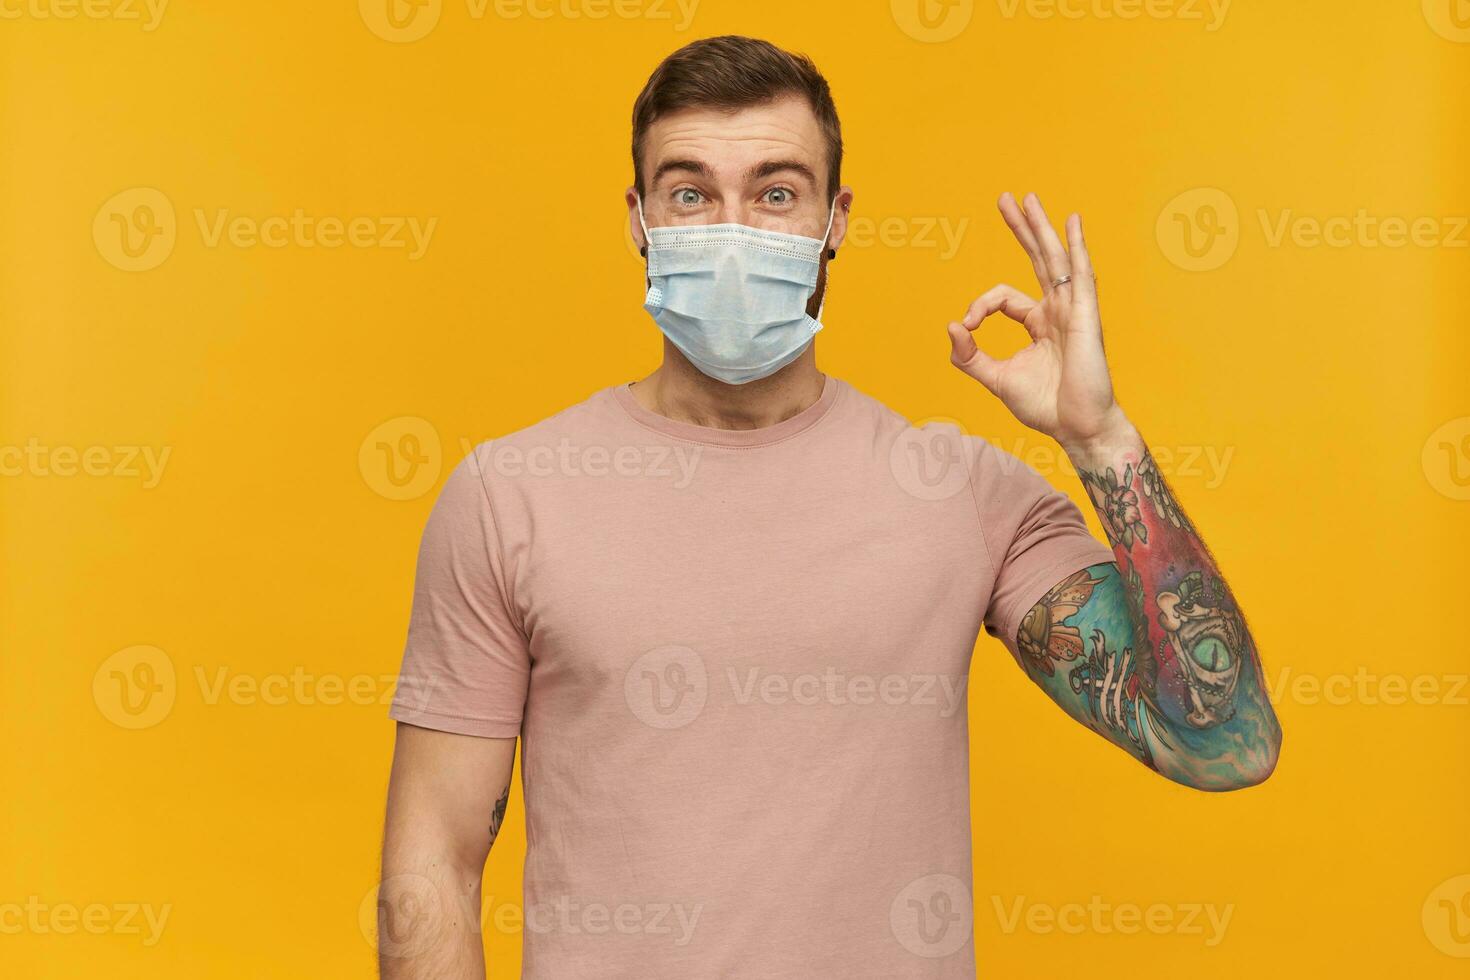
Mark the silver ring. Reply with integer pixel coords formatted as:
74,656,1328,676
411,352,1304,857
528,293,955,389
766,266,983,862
1049,274,1072,288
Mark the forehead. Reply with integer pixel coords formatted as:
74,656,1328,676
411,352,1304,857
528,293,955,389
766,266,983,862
642,95,825,183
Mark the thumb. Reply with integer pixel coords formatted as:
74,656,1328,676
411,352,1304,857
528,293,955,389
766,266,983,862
947,321,1003,393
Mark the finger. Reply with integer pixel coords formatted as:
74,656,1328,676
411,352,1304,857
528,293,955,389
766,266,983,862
947,320,1004,392
1065,213,1098,310
961,283,1041,338
997,192,1050,291
1023,193,1072,288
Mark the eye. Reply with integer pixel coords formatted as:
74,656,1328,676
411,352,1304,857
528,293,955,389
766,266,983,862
763,187,795,206
1187,634,1233,672
673,188,704,207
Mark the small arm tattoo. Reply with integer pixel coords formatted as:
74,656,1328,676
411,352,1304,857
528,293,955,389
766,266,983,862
489,785,509,845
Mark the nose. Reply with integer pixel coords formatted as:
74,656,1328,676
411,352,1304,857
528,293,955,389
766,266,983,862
710,202,748,226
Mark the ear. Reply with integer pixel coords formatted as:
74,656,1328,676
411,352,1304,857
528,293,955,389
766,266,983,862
625,187,647,255
826,185,855,255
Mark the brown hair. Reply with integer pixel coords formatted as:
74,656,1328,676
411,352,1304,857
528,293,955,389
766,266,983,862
631,35,843,200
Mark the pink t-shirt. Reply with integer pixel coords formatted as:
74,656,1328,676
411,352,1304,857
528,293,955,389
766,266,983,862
390,376,1112,978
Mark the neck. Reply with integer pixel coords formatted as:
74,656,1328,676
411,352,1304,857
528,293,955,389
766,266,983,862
631,342,825,430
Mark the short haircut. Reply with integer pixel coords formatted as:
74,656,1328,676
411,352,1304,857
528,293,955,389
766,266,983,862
631,35,843,200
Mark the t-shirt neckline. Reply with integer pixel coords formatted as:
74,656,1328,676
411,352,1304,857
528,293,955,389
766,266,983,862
611,375,840,448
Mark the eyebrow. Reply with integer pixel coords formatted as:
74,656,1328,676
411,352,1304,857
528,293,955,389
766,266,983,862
649,158,819,188
745,159,817,186
651,159,713,186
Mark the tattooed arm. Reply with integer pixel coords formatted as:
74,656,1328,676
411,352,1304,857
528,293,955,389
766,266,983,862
380,725,517,978
1016,437,1281,790
947,192,1281,791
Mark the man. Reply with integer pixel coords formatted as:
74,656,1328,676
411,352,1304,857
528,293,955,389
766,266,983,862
379,35,1281,979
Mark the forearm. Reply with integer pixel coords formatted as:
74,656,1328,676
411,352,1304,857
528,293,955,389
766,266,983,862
377,840,487,980
1062,414,1282,789
378,726,516,979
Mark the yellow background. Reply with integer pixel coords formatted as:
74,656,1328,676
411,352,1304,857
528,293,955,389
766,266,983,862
3,0,1468,976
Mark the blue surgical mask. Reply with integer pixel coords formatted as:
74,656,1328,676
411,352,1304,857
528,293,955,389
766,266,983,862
637,198,836,385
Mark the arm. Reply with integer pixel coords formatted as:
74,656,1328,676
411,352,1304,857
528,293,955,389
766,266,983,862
379,723,516,978
1019,433,1281,790
949,192,1282,791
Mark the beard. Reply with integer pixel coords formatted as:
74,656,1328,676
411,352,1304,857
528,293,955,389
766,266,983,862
804,252,831,320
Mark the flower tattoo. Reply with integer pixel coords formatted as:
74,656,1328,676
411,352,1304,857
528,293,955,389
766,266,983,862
1018,568,1108,677
1081,464,1148,548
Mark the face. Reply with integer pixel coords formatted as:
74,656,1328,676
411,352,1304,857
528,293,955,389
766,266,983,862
627,95,853,317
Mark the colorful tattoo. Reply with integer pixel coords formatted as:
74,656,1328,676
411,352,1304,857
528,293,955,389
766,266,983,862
1018,568,1106,677
1067,626,1172,769
1080,462,1149,547
1017,446,1281,790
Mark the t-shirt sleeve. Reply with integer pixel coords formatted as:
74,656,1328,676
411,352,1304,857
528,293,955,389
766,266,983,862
388,449,530,738
971,439,1116,659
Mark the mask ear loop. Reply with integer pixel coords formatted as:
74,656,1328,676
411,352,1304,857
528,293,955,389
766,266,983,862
820,198,838,259
635,195,651,258
814,197,839,321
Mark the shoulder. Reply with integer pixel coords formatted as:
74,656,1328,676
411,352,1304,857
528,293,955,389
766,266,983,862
841,379,1047,483
407,388,627,533
451,385,628,491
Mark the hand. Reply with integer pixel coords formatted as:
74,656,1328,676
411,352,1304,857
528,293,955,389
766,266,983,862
947,192,1131,454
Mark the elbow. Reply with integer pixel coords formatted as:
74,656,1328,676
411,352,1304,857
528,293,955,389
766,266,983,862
1181,726,1283,792
1217,742,1280,791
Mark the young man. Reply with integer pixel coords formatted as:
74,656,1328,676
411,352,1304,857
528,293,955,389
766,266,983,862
379,35,1281,979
